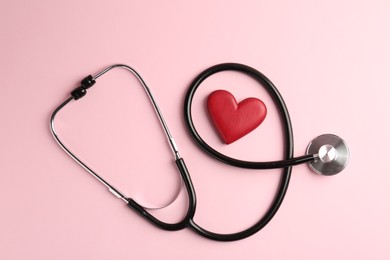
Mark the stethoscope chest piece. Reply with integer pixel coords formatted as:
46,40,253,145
306,134,350,176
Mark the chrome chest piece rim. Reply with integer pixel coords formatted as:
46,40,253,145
306,134,350,176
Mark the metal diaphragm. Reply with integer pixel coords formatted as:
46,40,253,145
306,134,350,176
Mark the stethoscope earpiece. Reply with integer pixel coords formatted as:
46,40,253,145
306,134,350,176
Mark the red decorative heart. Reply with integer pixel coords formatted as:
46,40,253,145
207,90,267,144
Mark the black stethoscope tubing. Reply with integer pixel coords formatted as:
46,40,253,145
184,63,313,241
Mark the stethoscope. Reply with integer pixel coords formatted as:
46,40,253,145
50,63,350,241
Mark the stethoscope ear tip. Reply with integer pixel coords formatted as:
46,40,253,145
306,134,350,176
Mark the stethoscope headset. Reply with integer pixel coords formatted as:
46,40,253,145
50,63,349,241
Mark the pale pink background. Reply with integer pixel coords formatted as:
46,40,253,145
1,0,389,259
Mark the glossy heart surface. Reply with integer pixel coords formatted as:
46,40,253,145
207,90,267,144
